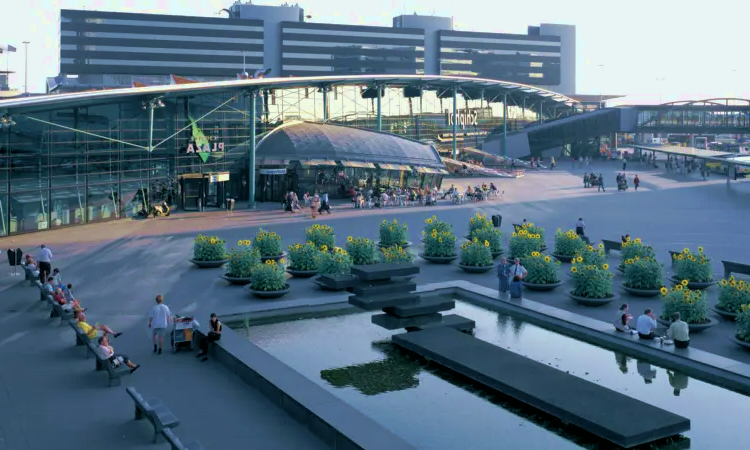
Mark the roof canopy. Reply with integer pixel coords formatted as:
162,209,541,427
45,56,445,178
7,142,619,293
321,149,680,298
255,121,445,169
0,74,578,115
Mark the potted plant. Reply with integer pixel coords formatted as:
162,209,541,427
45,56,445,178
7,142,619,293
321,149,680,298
552,229,586,263
522,252,562,291
622,256,664,297
420,225,457,264
672,247,715,289
569,263,617,306
619,237,656,273
305,224,335,249
378,219,411,248
346,236,379,265
246,260,290,299
190,234,228,268
732,304,750,350
713,277,750,319
312,247,354,291
659,282,716,333
517,222,546,250
568,244,606,277
254,228,285,262
286,242,320,278
468,212,493,239
221,240,260,284
508,228,544,259
423,215,450,239
458,238,494,273
380,245,415,264
471,226,503,259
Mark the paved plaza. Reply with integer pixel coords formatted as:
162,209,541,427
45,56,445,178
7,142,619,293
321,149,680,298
1,158,750,449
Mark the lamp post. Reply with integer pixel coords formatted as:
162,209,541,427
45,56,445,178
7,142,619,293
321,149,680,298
22,41,29,94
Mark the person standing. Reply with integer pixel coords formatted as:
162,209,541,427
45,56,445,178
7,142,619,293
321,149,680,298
148,294,171,355
575,217,586,237
633,175,640,191
496,257,511,293
319,191,331,214
508,258,528,298
597,174,605,192
37,244,52,283
197,313,222,362
622,157,627,171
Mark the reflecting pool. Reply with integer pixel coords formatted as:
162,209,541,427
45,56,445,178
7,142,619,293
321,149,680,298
244,300,748,449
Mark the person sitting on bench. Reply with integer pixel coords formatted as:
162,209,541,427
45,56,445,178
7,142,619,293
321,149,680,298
76,312,122,340
666,312,690,348
196,313,222,362
43,276,56,294
636,308,658,340
53,287,84,314
614,303,635,333
24,255,40,278
97,335,140,373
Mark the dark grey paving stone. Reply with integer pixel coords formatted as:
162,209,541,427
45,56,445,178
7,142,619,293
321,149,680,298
351,263,420,281
414,314,476,332
393,327,690,449
349,293,421,311
384,298,455,318
318,274,357,290
371,313,443,330
350,280,417,296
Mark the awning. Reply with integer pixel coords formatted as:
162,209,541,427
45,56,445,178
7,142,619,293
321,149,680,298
378,163,401,171
340,161,376,169
413,166,445,175
438,168,450,175
299,159,338,167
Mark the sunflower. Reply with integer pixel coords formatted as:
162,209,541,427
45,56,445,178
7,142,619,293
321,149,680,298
576,256,583,263
681,279,689,286
426,218,433,224
598,243,604,249
660,287,668,296
244,240,251,246
347,236,353,242
473,237,478,243
238,240,243,246
210,238,217,244
675,284,683,291
544,256,551,263
484,240,490,247
571,266,578,273
602,263,609,270
697,246,704,253
320,245,328,252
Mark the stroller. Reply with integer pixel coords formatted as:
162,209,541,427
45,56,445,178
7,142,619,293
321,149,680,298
617,177,629,191
171,315,198,353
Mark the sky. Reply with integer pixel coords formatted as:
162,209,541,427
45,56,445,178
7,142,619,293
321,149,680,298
1,0,749,105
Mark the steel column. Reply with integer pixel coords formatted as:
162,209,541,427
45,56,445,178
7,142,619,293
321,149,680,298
452,84,458,159
147,104,154,209
376,84,382,131
248,91,257,208
322,86,328,122
539,101,544,123
502,93,508,157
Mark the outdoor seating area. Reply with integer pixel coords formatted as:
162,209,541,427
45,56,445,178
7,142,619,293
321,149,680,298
125,387,202,448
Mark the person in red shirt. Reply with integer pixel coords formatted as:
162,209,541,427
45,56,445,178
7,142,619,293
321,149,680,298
634,175,640,191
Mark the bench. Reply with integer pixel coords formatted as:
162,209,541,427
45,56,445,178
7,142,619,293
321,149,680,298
23,265,37,286
668,251,682,267
512,223,523,232
68,319,96,358
125,387,181,443
601,239,622,256
47,295,74,323
722,260,750,280
36,281,48,301
89,341,132,387
162,428,206,450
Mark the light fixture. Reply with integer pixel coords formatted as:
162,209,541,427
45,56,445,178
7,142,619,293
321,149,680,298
0,114,15,127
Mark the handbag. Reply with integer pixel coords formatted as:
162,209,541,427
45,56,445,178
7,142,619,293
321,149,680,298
110,356,124,368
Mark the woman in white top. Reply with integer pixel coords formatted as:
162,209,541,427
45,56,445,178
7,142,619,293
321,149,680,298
575,218,585,237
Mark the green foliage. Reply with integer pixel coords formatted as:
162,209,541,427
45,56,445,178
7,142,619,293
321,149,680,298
673,247,713,283
553,229,586,256
471,226,502,254
660,284,709,324
346,236,379,265
193,234,227,261
423,225,457,257
226,243,260,277
316,247,353,275
254,228,283,257
468,212,493,235
717,277,750,314
524,252,561,284
619,237,656,270
623,257,664,290
379,219,409,247
423,215,451,235
380,246,415,264
570,264,614,299
250,260,287,292
305,223,335,249
575,244,606,266
286,242,320,271
516,222,545,242
509,228,544,258
460,239,493,267
735,305,750,342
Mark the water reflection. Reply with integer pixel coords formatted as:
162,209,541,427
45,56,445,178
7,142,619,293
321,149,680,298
637,360,658,384
668,370,689,397
497,313,525,337
614,352,631,374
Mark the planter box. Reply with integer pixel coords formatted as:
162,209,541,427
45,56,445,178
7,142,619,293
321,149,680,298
669,277,715,290
457,264,494,274
189,259,228,268
491,250,503,259
419,254,457,264
568,291,618,307
260,252,287,263
711,306,739,320
551,254,575,263
244,283,291,299
287,268,318,278
658,317,718,334
219,274,252,285
377,241,412,249
522,281,563,291
730,335,750,351
621,285,662,298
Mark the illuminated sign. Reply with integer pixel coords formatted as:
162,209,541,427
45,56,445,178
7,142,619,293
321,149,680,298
187,142,225,154
446,109,479,129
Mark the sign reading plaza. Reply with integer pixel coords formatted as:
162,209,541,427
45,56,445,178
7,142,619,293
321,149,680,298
446,109,479,129
187,142,225,154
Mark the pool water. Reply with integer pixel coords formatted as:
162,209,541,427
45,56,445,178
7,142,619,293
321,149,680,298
244,301,748,449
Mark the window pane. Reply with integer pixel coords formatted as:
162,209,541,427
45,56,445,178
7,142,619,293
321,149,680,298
87,183,119,223
119,181,147,218
0,194,7,236
51,186,86,228
9,190,50,233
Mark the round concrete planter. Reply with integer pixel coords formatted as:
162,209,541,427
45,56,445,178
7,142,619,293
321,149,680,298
189,259,228,269
522,281,563,291
245,283,291,299
568,291,618,307
669,277,716,290
419,254,457,264
730,335,750,351
310,275,346,291
286,268,318,278
711,306,739,320
658,317,718,334
219,274,252,285
621,285,662,298
260,253,286,263
551,253,575,263
491,250,503,260
377,241,412,249
458,264,494,274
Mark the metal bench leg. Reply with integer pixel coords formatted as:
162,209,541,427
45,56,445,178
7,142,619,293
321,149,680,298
135,406,144,420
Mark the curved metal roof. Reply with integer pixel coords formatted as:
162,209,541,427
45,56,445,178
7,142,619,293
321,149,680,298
255,121,445,168
0,74,578,114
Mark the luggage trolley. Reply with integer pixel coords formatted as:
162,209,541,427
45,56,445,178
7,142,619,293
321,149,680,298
171,315,198,353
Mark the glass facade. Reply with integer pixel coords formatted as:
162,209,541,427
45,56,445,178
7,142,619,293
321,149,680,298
637,108,750,130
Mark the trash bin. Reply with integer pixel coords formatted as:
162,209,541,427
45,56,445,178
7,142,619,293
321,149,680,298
491,215,502,228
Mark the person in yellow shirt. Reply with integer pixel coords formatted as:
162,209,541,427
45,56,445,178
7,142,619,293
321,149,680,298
76,312,121,340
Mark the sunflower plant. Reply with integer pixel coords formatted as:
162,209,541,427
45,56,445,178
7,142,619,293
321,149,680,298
660,282,709,324
226,240,260,278
553,228,586,256
570,264,614,299
250,259,288,292
346,236,379,265
254,228,283,257
460,239,493,267
717,277,750,314
380,246,415,264
623,257,664,290
471,226,502,254
619,237,656,271
576,244,607,266
379,219,409,247
469,212,493,236
517,222,545,242
305,224,335,249
424,215,451,236
735,304,750,342
286,242,321,271
673,247,713,283
423,227,457,257
524,252,561,284
317,247,353,275
509,227,544,258
193,234,227,261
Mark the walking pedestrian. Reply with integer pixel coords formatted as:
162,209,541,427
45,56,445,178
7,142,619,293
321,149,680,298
148,294,171,355
318,191,331,214
597,174,605,192
575,217,586,237
37,244,52,283
634,175,640,191
622,158,627,171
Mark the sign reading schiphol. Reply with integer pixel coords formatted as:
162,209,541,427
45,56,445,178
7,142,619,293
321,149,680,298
446,109,479,129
